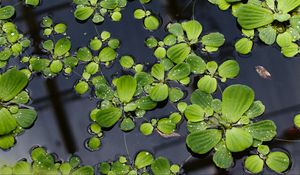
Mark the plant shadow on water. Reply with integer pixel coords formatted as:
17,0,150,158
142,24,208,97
1,0,300,174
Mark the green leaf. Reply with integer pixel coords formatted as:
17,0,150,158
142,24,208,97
95,107,122,128
213,142,233,169
186,129,222,154
197,76,217,94
0,6,15,20
151,157,171,175
0,68,28,102
167,43,191,64
187,121,208,133
144,15,160,31
186,54,206,74
259,26,277,45
218,60,240,79
201,32,225,48
116,75,137,103
111,161,130,175
235,38,253,54
30,58,50,72
245,101,265,118
181,20,202,41
276,32,293,47
244,155,264,174
14,109,37,128
225,127,253,152
184,104,204,122
222,85,255,123
277,0,300,13
71,166,94,175
168,23,184,37
135,96,157,110
151,64,164,81
0,49,12,61
140,123,154,135
168,88,184,103
149,83,168,102
190,89,214,116
77,47,92,62
0,108,17,135
246,120,276,141
294,114,300,128
168,63,190,81
281,43,299,57
157,118,176,134
134,151,154,169
54,38,71,57
266,152,290,173
236,4,274,29
74,7,94,20
98,47,117,62
120,118,135,131
0,135,15,150
13,161,32,174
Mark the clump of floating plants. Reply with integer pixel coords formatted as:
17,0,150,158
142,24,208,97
0,146,93,175
208,0,300,57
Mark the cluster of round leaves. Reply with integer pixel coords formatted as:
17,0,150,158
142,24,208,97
244,145,290,173
0,146,94,175
186,85,279,171
98,151,180,175
134,9,160,31
0,68,37,150
209,0,300,57
0,6,31,68
73,0,151,23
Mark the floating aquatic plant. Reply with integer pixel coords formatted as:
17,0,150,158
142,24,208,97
186,84,277,169
244,145,290,173
0,68,36,150
98,151,180,175
0,146,93,175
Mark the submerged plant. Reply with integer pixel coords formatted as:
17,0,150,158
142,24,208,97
186,84,277,169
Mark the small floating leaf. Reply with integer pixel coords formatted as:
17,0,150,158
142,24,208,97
245,101,265,118
157,118,176,135
0,6,15,20
149,83,168,102
14,109,37,128
246,120,276,141
213,143,233,169
244,155,264,174
134,151,154,169
167,43,191,64
120,118,135,131
0,68,28,102
218,60,240,79
95,107,122,128
74,7,94,21
266,152,290,173
222,85,254,123
0,108,17,135
197,75,217,94
140,123,154,136
187,129,222,154
184,104,204,122
169,88,184,103
225,127,253,152
277,0,300,13
151,157,171,175
168,62,190,81
181,20,202,41
144,15,160,31
201,32,225,48
116,75,137,103
54,38,71,57
294,114,300,128
235,38,253,54
98,47,117,62
236,4,274,29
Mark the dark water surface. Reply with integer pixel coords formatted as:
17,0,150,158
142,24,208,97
1,0,300,174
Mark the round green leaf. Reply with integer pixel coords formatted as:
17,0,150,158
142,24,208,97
98,47,117,62
266,152,290,173
0,108,17,135
151,157,171,175
218,60,240,79
246,120,276,141
235,38,253,54
116,75,137,103
14,109,37,128
144,15,160,31
120,118,135,131
167,43,191,64
0,6,15,20
140,123,153,136
54,38,71,57
134,151,154,169
157,118,176,135
184,104,204,122
294,114,300,128
222,85,255,123
197,76,217,94
186,129,222,154
95,107,122,128
225,127,253,152
167,63,190,81
245,101,265,118
258,26,277,45
149,83,168,102
181,20,202,41
244,155,264,174
74,7,94,20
